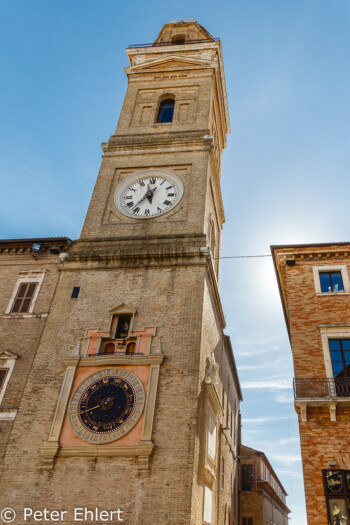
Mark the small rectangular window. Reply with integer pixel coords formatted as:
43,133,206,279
10,282,38,313
115,315,131,339
320,272,344,293
157,99,175,123
242,464,253,491
71,287,80,298
313,265,350,294
243,518,253,525
0,369,8,392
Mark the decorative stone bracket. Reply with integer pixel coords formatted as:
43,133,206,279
295,400,339,422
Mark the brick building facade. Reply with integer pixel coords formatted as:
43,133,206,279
272,243,350,525
0,238,72,453
0,20,243,525
239,445,290,525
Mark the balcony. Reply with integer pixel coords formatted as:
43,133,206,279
293,377,350,398
293,377,350,422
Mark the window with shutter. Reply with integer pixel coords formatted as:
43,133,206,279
242,464,254,491
10,282,38,313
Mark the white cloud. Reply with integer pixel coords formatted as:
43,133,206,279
275,392,294,403
243,415,291,423
278,437,300,446
268,453,302,466
241,378,291,390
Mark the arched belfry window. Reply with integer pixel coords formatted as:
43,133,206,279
172,34,186,45
157,98,175,123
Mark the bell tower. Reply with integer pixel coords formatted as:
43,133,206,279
80,19,230,280
0,20,240,525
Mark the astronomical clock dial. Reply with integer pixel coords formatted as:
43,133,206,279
68,369,145,444
114,169,184,219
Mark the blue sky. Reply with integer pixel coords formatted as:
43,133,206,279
2,1,350,523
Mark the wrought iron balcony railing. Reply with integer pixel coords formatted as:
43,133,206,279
293,377,350,398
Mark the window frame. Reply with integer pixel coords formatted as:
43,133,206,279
320,327,350,379
207,407,217,461
6,271,45,314
156,98,175,124
313,265,350,295
328,339,350,378
241,463,254,491
203,486,213,524
0,351,17,411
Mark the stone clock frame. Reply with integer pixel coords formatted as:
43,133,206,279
40,306,163,471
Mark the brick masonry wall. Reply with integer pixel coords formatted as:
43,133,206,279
0,254,62,461
0,253,223,524
275,248,350,525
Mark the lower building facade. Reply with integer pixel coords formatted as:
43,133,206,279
239,445,290,525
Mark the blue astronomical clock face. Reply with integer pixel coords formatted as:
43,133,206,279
78,375,136,434
68,369,145,444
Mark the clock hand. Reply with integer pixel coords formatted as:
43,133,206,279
146,185,158,203
133,192,149,207
79,405,100,415
133,185,158,207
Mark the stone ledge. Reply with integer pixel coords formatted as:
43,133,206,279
40,442,154,471
0,409,17,420
0,313,48,319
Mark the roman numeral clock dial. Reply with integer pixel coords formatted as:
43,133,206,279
114,169,184,219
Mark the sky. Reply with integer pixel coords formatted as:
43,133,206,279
1,1,350,524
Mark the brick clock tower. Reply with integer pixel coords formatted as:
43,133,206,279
0,20,241,525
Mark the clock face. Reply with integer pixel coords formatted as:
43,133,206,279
114,169,184,219
68,369,145,444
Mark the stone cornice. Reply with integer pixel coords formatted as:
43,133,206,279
103,130,214,153
61,236,226,330
64,234,207,265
